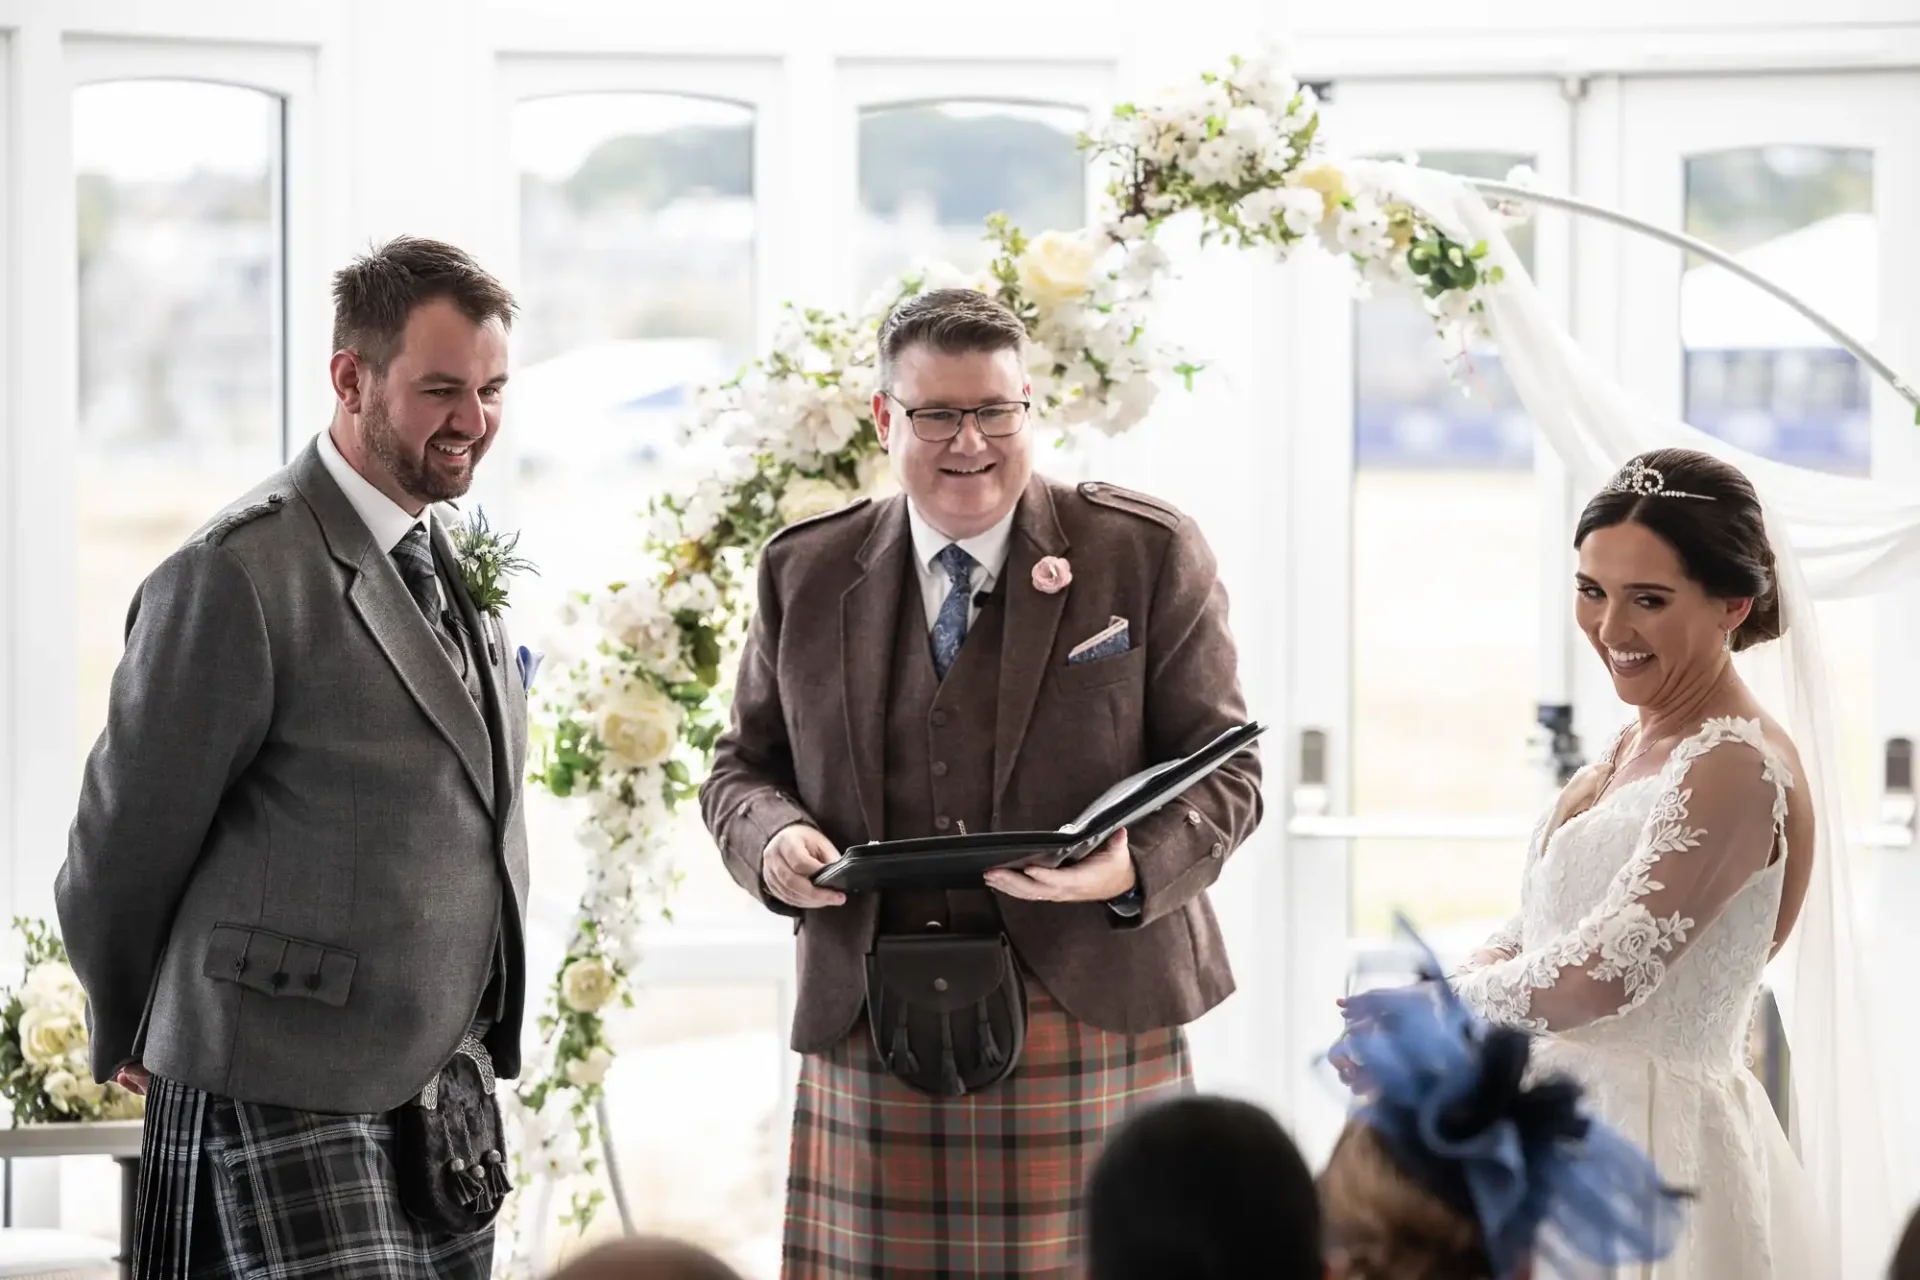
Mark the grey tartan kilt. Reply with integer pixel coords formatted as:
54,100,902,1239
133,1076,493,1280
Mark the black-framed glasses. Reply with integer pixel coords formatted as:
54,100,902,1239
886,395,1031,442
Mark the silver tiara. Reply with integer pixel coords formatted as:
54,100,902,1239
1601,459,1715,501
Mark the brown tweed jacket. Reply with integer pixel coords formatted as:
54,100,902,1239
698,474,1263,1054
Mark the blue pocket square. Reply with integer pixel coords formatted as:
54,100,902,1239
516,645,544,692
1067,617,1130,665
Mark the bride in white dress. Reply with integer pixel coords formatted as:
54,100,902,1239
1448,448,1826,1278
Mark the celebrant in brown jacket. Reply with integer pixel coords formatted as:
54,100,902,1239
698,288,1263,1279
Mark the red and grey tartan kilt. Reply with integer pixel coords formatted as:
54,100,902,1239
782,981,1192,1279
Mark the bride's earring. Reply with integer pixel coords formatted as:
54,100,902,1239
1722,628,1733,651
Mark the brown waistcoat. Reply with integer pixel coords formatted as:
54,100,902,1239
878,565,1006,936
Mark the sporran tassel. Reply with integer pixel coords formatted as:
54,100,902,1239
889,1018,920,1076
976,1000,1005,1070
939,1012,966,1096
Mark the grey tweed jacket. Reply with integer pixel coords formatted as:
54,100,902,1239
55,440,531,1115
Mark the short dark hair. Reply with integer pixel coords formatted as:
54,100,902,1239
330,236,518,375
876,288,1025,388
1085,1095,1323,1280
1574,447,1784,653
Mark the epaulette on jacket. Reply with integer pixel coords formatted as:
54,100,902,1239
765,495,873,547
1077,480,1182,530
203,493,288,544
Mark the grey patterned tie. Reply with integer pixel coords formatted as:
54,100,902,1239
392,525,465,673
930,544,976,679
391,525,440,620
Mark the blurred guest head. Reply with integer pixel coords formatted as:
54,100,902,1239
1322,1119,1509,1279
873,288,1033,540
545,1235,743,1280
1325,921,1690,1280
1892,1201,1920,1280
329,236,518,513
1084,1093,1323,1280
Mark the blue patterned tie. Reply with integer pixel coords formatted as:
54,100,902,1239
929,544,976,679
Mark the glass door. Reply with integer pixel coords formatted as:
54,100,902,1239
1612,70,1920,1190
1280,78,1576,1159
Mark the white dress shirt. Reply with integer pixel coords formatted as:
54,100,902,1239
905,500,1015,633
315,428,441,609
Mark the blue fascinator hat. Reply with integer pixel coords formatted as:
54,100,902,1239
1327,915,1691,1279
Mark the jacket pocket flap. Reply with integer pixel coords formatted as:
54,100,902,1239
203,924,357,1008
869,935,1012,1013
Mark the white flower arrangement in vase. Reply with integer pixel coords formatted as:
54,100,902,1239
0,919,143,1124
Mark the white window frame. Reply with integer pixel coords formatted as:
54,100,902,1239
3,19,322,932
1604,69,1920,1186
832,56,1117,313
1276,77,1577,1161
485,50,805,1119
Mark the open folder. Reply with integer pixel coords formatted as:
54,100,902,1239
811,721,1266,893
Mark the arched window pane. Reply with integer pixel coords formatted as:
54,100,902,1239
1682,146,1872,477
1350,150,1538,944
1684,145,1877,825
509,92,773,1273
857,101,1085,299
858,100,1089,479
74,80,284,772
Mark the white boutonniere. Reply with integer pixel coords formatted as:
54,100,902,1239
450,506,537,619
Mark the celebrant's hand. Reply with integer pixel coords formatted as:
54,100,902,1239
986,828,1138,903
763,824,847,909
114,1063,151,1096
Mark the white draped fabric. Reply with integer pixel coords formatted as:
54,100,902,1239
1356,159,1909,1279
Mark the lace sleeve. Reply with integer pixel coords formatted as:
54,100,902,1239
1450,821,1540,977
1453,720,1789,1033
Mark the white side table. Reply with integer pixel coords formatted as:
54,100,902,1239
0,1125,143,1279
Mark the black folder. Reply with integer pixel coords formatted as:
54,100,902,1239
811,721,1266,893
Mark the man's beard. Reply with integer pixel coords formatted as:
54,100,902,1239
362,390,475,504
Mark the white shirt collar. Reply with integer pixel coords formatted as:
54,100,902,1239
315,427,433,555
905,499,1016,582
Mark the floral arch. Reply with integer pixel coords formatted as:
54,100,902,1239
507,46,1527,1241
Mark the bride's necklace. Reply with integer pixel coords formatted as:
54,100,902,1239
1595,726,1661,803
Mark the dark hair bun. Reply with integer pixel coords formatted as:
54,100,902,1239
1575,448,1785,653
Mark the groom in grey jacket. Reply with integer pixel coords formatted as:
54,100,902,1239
56,237,531,1279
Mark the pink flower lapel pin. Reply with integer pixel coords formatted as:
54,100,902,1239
1031,556,1072,595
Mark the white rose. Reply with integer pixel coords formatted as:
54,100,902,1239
855,453,899,500
796,384,863,457
777,477,854,526
42,1070,80,1114
1119,240,1171,287
1186,135,1248,189
1102,377,1161,434
1222,106,1275,157
22,962,83,1014
18,1005,87,1069
1061,358,1104,398
42,1069,101,1114
596,678,682,770
1016,230,1101,307
561,957,618,1014
661,574,721,617
1335,200,1394,259
563,1045,615,1089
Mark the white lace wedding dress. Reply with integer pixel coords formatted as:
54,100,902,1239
1451,716,1827,1278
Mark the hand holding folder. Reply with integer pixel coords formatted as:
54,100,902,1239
811,722,1266,893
